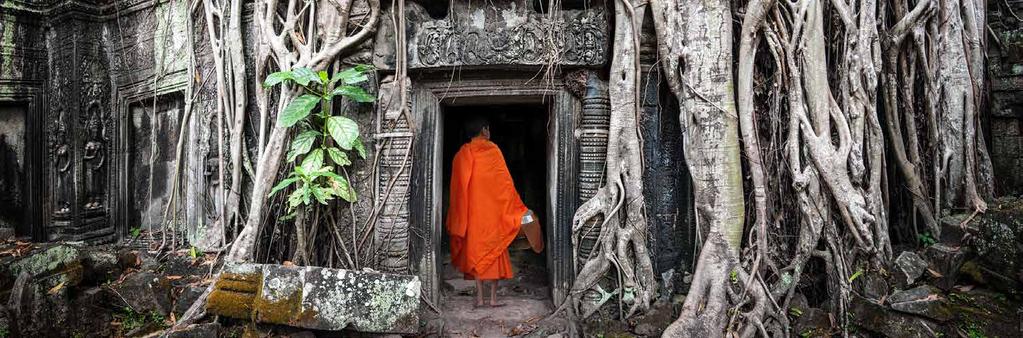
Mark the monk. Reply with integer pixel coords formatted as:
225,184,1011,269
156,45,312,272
446,117,542,308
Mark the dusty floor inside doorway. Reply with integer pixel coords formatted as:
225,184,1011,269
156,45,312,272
433,249,563,337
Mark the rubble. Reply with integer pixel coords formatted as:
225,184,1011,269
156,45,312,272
849,295,945,338
109,271,173,315
887,285,952,322
893,251,928,286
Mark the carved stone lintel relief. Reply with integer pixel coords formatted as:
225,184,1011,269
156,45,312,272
394,1,608,69
373,76,413,274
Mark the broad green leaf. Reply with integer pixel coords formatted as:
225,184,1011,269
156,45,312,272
302,184,313,205
332,85,375,102
278,212,297,221
278,94,320,127
353,64,374,72
302,148,324,173
326,116,360,150
331,176,356,203
309,167,343,181
318,70,329,85
263,71,293,88
292,67,321,86
286,148,301,163
353,138,367,159
288,189,305,208
311,185,331,205
289,130,320,161
327,147,351,166
331,67,369,86
269,177,301,196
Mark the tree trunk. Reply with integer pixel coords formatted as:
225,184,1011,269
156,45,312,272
564,0,656,319
651,0,747,335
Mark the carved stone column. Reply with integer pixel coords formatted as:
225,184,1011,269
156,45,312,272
373,76,413,274
566,70,610,265
46,14,115,243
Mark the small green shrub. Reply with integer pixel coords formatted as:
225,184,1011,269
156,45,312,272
264,65,375,219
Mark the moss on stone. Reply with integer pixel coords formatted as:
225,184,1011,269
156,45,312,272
207,289,256,319
252,279,306,325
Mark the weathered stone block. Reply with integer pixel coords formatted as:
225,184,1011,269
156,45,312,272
206,263,421,334
792,307,831,337
887,285,952,322
3,244,84,290
110,271,173,315
894,251,928,286
167,323,221,338
924,244,964,291
855,273,889,302
849,295,945,338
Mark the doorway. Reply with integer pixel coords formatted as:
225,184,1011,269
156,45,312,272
438,103,552,299
407,78,579,311
0,104,27,237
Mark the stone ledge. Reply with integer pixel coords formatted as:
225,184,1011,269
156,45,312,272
206,263,421,334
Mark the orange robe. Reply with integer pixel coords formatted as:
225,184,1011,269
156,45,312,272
447,137,527,280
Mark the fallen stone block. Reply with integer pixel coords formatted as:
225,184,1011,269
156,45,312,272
206,263,421,334
110,271,173,315
894,251,928,286
167,323,221,338
887,285,951,322
849,295,945,338
792,307,831,337
4,244,84,290
924,244,964,291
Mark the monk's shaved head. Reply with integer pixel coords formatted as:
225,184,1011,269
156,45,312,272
465,116,491,138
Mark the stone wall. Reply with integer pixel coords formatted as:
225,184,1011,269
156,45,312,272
989,0,1023,196
0,0,192,243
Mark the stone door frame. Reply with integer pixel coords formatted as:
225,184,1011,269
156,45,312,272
0,81,46,240
410,75,579,306
113,81,187,241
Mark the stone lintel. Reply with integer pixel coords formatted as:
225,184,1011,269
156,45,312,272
207,263,421,334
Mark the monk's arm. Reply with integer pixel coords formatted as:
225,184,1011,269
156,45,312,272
447,148,473,238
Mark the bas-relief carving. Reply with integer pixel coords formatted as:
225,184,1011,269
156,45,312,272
378,0,608,69
373,76,413,274
42,16,116,242
82,101,108,212
50,110,73,219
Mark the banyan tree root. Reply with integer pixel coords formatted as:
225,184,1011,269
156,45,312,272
652,0,775,335
561,0,656,320
227,0,380,262
173,0,380,329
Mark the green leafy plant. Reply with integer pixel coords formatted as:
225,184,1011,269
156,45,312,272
130,226,141,238
189,245,203,259
114,307,166,332
918,231,936,246
848,269,864,283
264,65,375,219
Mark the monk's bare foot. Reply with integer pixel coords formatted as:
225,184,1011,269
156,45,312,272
474,279,485,308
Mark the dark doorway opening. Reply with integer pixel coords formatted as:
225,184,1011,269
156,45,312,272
438,102,552,305
128,94,185,242
0,104,27,237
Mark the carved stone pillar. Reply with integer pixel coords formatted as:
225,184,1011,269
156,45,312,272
566,70,610,266
373,76,413,274
46,16,115,243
